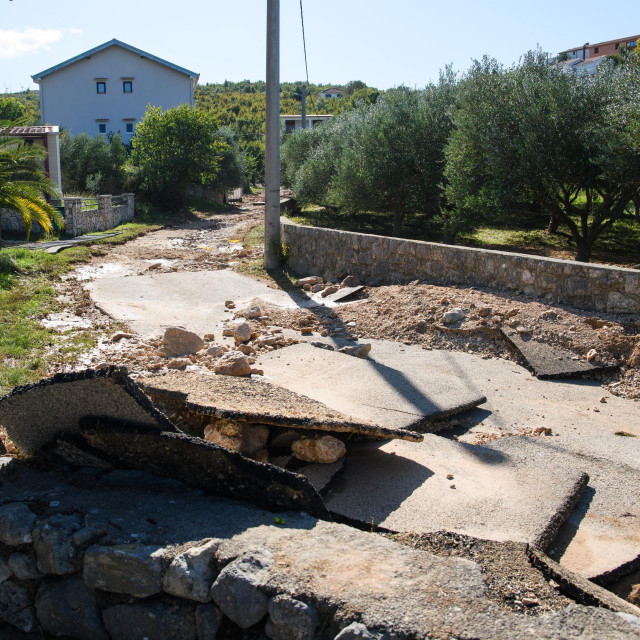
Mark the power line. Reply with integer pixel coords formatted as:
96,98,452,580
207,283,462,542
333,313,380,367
299,0,309,86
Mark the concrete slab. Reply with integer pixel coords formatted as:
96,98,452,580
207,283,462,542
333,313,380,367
0,367,177,456
257,342,487,430
496,438,640,583
324,435,588,549
86,270,318,339
297,459,345,496
501,329,616,379
323,285,366,303
138,371,423,442
79,417,327,518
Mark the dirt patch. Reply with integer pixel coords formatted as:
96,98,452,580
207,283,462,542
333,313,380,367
390,531,573,615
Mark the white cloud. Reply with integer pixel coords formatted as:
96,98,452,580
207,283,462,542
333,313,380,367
69,28,83,35
0,27,63,59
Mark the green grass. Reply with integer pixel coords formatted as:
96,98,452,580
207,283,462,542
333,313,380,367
290,206,640,266
0,202,170,395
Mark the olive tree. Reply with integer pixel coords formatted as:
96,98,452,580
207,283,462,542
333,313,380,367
445,51,640,262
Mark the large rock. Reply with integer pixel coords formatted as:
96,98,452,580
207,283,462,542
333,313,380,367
210,549,272,628
292,436,346,464
35,577,108,640
32,513,83,575
0,503,37,546
0,581,36,633
441,308,465,325
232,321,252,343
163,539,220,603
334,622,379,639
162,327,205,357
83,544,164,597
203,420,269,458
266,594,320,640
213,351,252,377
102,600,197,640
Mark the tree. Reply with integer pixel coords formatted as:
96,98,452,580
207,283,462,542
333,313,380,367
130,105,229,207
0,98,26,124
283,76,456,236
445,51,640,261
0,132,63,240
60,133,127,195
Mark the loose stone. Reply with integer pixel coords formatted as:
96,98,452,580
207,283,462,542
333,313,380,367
214,351,252,377
441,308,466,325
232,321,252,343
292,436,346,464
162,327,205,357
8,552,41,581
334,621,379,639
32,513,83,575
338,344,372,359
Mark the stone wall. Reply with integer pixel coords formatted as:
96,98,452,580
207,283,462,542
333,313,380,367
64,194,135,238
0,194,135,240
281,220,640,315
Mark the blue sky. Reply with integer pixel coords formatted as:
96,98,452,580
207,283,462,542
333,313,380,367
1,0,637,92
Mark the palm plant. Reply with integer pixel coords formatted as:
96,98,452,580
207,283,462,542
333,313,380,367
0,132,64,241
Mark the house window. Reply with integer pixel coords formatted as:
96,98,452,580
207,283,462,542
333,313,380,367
284,120,296,133
98,123,107,134
96,81,106,94
123,80,133,93
594,46,599,54
615,43,620,49
125,122,134,134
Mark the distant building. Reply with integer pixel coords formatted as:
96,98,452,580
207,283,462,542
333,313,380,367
281,114,333,133
32,39,199,140
559,34,639,61
2,125,61,194
320,87,344,99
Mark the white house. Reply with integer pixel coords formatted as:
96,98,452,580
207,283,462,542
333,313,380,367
281,114,333,133
320,87,344,99
32,39,199,141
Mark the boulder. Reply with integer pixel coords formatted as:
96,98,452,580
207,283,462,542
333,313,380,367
204,421,269,458
163,540,220,603
322,285,340,298
206,345,225,358
232,321,252,343
292,436,346,464
238,305,262,319
213,352,252,377
297,277,322,287
162,327,205,357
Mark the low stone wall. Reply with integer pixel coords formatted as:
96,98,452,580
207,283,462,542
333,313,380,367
0,194,135,240
64,194,135,238
281,220,640,315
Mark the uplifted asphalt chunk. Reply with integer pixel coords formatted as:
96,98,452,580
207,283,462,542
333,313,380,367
324,435,587,549
501,329,616,379
258,342,486,431
79,417,328,518
0,367,177,456
139,371,423,442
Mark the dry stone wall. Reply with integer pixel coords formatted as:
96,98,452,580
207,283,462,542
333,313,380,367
64,194,135,238
281,220,640,315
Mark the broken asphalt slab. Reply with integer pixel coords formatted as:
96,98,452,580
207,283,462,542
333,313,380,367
0,461,637,639
0,367,177,456
322,285,366,303
0,369,326,517
500,437,640,583
501,329,616,379
323,434,588,550
138,371,423,442
86,269,318,339
257,342,487,431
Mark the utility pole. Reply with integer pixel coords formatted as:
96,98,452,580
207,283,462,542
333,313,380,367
264,0,281,269
301,85,307,130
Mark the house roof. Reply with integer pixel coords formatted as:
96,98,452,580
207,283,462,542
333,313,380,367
321,87,344,93
32,39,199,82
560,34,640,54
1,125,59,136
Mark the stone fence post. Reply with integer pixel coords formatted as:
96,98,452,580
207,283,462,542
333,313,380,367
123,193,135,221
63,198,82,238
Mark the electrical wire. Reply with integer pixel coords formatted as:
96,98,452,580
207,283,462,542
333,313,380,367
299,0,310,86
